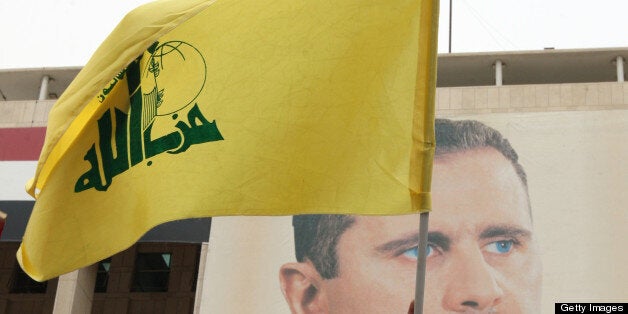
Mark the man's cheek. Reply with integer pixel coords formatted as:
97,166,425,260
424,267,450,312
484,248,533,272
493,254,542,312
388,261,423,302
363,259,415,294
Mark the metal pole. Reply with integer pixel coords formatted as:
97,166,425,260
414,212,430,314
616,56,625,82
448,0,452,53
495,60,503,86
38,75,50,100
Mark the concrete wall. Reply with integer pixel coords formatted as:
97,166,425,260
436,82,628,116
2,82,628,127
0,100,55,128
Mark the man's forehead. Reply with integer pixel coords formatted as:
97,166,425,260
340,215,418,243
433,147,526,193
431,147,533,226
434,146,505,166
340,148,531,241
353,215,418,229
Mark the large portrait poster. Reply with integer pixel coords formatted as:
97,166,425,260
197,109,627,313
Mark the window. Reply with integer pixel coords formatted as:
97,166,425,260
94,258,111,293
131,253,171,292
9,265,48,293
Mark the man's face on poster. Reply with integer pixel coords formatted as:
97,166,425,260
280,147,542,313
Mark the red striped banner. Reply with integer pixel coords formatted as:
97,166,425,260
0,127,46,161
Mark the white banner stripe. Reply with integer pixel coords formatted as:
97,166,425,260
0,161,37,201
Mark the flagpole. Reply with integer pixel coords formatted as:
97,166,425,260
448,0,452,53
413,0,438,311
414,211,430,314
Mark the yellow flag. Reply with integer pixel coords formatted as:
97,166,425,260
19,0,438,280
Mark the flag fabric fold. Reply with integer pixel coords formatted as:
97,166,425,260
19,0,438,281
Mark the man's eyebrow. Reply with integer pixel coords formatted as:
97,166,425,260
375,232,451,255
479,225,532,240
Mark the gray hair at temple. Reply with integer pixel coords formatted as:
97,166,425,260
292,118,530,279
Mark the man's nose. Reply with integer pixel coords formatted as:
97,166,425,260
441,249,504,312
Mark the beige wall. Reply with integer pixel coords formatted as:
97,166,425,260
2,82,628,128
197,217,294,313
0,100,54,128
53,265,97,314
437,82,628,116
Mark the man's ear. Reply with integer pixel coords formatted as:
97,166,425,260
279,262,328,314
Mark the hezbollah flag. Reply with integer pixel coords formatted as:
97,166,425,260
19,0,438,280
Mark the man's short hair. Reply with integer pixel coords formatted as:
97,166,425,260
434,118,528,192
293,118,529,279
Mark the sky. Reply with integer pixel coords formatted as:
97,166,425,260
1,0,628,69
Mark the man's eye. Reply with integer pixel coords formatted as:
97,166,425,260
485,240,514,254
402,245,433,259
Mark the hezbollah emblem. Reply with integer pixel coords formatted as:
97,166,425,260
75,41,224,192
